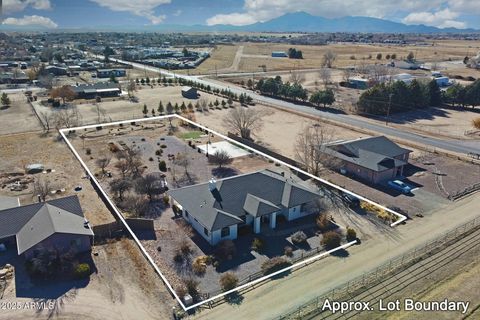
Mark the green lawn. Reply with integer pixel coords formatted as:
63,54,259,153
180,131,204,140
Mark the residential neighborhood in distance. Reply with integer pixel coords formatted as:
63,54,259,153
1,1,480,320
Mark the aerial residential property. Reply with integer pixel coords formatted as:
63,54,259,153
169,170,320,245
1,1,480,320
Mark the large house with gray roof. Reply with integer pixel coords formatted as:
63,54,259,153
0,195,93,259
323,136,412,184
168,170,320,245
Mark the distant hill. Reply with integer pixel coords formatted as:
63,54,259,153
209,12,477,34
0,11,476,33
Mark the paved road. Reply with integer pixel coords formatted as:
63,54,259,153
98,55,480,156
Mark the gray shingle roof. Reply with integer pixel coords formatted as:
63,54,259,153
168,170,320,232
0,196,93,255
324,136,411,172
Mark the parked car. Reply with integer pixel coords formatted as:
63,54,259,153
342,192,360,208
388,180,412,194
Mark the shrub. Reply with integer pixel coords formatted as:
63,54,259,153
180,241,192,256
291,231,307,244
220,272,239,291
159,160,167,172
192,256,207,275
284,246,293,257
173,249,184,263
73,263,91,279
155,150,161,156
316,214,332,231
251,238,264,252
321,231,342,250
149,157,154,161
85,148,91,155
109,143,120,153
163,195,170,205
346,228,357,242
215,240,236,261
183,278,199,297
261,257,292,275
160,144,167,148
176,285,187,299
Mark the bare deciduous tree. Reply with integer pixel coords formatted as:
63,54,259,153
322,50,337,68
319,67,331,87
96,154,111,175
33,177,51,202
134,172,165,201
174,152,190,175
342,68,354,83
114,159,130,177
119,195,149,217
223,106,266,140
208,150,233,168
50,85,77,105
39,111,53,132
295,123,339,176
289,72,305,85
109,178,132,201
53,105,82,130
369,64,391,85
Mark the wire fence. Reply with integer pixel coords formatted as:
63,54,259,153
277,215,480,320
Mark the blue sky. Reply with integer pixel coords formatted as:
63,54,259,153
1,0,479,30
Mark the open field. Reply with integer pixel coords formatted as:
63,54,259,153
189,41,480,75
359,106,480,140
0,93,43,134
0,132,115,226
0,238,174,320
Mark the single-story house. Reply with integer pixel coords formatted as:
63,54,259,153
181,86,198,99
96,68,126,78
168,169,320,245
0,195,93,259
348,77,370,89
322,136,412,184
71,82,121,99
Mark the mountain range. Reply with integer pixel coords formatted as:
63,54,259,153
1,12,478,33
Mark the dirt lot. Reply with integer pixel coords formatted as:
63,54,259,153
361,106,480,140
0,132,114,226
0,93,43,135
0,238,174,320
210,40,480,74
195,104,365,158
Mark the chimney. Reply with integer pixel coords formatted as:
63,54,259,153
208,178,217,192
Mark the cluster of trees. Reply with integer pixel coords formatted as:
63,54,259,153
255,76,336,108
444,80,480,109
357,79,442,115
288,48,303,59
256,76,308,101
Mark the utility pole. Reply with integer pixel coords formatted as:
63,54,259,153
386,93,393,126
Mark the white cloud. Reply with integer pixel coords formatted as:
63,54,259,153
206,0,474,28
403,8,465,29
173,10,182,17
90,0,171,24
2,15,58,28
3,0,51,13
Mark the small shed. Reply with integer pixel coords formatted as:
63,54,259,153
25,164,44,174
181,86,198,99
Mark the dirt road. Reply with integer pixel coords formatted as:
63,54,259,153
192,194,480,320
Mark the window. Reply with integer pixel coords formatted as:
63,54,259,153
204,228,209,236
221,227,230,237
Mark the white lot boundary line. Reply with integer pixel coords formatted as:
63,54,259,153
60,114,407,312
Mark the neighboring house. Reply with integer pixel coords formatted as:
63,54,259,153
71,82,121,99
96,68,126,78
45,65,68,76
181,86,198,99
390,60,421,70
0,196,20,211
348,77,370,89
0,195,93,259
168,169,320,245
323,136,412,184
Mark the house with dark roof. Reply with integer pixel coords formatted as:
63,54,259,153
70,82,121,100
168,170,320,245
323,136,412,184
0,195,93,259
